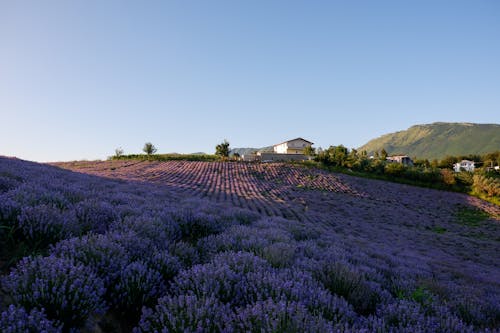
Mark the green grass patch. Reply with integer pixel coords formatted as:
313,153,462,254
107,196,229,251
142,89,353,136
110,153,219,162
456,207,490,227
431,226,447,234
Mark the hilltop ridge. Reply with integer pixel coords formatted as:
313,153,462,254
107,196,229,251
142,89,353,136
358,122,500,160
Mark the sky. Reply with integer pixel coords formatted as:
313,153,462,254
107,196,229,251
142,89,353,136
1,1,499,162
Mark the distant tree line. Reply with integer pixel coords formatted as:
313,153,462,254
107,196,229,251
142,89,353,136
308,145,499,202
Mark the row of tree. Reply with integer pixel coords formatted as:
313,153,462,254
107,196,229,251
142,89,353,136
113,140,231,159
114,143,157,158
305,144,499,199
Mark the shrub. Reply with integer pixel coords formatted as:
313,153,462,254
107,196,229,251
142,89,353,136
169,241,201,268
472,174,500,197
169,210,230,242
384,163,406,177
0,175,20,193
114,214,181,245
244,268,355,323
112,261,164,321
0,196,20,223
74,199,118,234
235,299,334,333
259,242,297,268
49,234,130,289
106,231,157,261
7,185,71,210
16,204,77,248
135,295,234,333
2,255,106,330
0,304,62,333
171,259,251,306
374,300,474,333
313,261,380,315
145,250,181,282
440,169,456,185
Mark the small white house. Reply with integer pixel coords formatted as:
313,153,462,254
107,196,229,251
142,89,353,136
273,138,313,155
453,160,475,172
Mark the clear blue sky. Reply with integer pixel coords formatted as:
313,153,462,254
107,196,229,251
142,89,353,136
1,1,499,162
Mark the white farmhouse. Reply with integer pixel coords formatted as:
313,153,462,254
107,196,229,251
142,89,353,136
273,138,313,155
453,160,475,172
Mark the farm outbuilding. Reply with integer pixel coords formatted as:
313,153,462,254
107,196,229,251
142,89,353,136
386,155,414,166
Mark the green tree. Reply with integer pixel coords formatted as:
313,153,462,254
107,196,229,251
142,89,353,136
303,145,316,157
380,148,388,161
438,156,458,169
215,140,230,159
115,147,124,157
143,142,157,155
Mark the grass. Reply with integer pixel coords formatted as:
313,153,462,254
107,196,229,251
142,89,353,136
431,226,447,234
456,207,490,227
110,153,219,162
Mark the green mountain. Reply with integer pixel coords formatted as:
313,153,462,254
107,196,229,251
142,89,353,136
358,122,500,160
230,146,273,156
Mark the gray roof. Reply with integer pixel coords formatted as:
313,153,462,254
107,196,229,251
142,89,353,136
273,137,314,147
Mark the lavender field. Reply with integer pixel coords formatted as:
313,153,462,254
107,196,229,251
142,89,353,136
1,157,499,332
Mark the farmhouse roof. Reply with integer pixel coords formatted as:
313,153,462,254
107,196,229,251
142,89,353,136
273,138,314,147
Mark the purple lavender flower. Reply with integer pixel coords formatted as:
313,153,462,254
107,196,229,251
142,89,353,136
1,255,106,330
74,199,118,234
16,204,78,247
112,260,164,322
235,299,335,333
49,233,129,289
0,304,62,333
135,295,235,333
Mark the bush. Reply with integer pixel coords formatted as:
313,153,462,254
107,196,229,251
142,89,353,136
313,261,380,315
49,234,130,290
472,174,500,198
171,252,265,307
0,304,62,333
2,255,106,330
145,250,181,282
74,199,119,234
112,261,164,321
440,169,456,186
169,209,231,242
259,242,297,268
374,300,474,333
384,163,406,177
16,205,78,248
135,295,234,333
244,268,355,323
235,299,334,333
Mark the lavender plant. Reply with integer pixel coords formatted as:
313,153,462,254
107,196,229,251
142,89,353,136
74,199,118,234
1,255,106,330
112,260,164,321
234,299,334,333
49,233,129,290
0,304,62,333
16,204,78,248
1,156,499,331
135,295,234,333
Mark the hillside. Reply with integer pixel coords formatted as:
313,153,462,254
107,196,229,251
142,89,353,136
358,122,500,160
1,157,500,331
230,146,273,156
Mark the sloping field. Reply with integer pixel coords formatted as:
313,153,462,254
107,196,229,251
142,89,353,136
1,157,499,332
